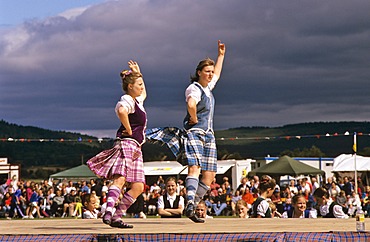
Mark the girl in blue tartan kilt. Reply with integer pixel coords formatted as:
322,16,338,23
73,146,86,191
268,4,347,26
146,40,226,223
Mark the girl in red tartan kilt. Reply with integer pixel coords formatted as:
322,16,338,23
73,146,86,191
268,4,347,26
87,60,147,229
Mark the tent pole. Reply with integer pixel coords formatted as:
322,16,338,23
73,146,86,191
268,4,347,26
354,132,358,195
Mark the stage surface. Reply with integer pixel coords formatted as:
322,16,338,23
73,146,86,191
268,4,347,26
1,218,369,241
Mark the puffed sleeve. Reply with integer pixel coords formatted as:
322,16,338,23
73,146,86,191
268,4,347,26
115,95,135,116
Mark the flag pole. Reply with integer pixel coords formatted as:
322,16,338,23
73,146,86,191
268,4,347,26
353,132,358,194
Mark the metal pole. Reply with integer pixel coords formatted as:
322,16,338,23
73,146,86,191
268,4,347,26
354,132,358,194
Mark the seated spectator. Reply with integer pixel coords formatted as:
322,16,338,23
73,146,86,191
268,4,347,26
212,188,228,216
83,193,101,219
195,200,213,219
313,187,349,219
72,190,83,218
268,200,282,218
147,189,160,215
288,180,298,196
62,187,76,217
241,187,255,208
328,182,341,198
126,192,146,219
157,177,184,218
282,194,313,218
50,189,64,217
363,186,370,217
1,192,11,218
231,190,242,216
336,190,348,214
10,186,27,218
26,187,43,219
237,177,249,192
90,190,101,210
347,191,361,217
271,188,283,214
236,199,249,218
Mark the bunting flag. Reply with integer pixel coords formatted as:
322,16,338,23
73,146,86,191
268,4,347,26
0,131,366,143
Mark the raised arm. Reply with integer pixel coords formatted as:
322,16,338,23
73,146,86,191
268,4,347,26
214,40,226,78
128,60,147,101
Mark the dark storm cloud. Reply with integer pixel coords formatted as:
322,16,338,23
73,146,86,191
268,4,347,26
1,0,370,136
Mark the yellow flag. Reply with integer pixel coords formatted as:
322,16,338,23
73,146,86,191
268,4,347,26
353,132,357,153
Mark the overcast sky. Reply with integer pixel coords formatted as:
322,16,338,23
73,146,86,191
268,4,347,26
1,0,370,138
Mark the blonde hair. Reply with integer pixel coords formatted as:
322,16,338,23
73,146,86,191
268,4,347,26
120,70,142,92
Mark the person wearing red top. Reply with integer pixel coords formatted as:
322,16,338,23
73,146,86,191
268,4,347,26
241,187,254,207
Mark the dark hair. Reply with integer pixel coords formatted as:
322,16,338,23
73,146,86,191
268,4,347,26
258,175,276,192
190,58,215,83
313,187,329,199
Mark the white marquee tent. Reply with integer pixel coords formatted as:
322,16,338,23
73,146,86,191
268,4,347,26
333,154,370,172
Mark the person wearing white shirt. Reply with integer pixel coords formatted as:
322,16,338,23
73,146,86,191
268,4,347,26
313,187,349,219
157,177,184,218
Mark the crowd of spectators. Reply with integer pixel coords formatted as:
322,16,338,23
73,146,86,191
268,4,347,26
1,173,370,220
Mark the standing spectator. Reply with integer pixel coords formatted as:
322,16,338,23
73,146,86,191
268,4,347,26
251,175,276,218
157,177,184,218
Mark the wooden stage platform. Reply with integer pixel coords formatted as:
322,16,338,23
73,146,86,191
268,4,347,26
0,217,370,241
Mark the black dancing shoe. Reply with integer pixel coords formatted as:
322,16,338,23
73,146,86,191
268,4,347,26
185,202,195,217
102,211,112,225
110,220,134,229
188,214,205,223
